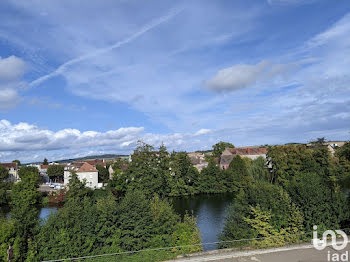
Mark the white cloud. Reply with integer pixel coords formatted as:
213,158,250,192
0,56,27,110
0,120,216,162
205,61,296,92
0,56,26,81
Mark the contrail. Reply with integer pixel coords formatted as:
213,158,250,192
28,7,184,88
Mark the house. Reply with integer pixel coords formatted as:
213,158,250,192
307,141,346,155
64,162,100,189
73,159,106,167
188,152,209,172
220,147,268,169
0,162,19,182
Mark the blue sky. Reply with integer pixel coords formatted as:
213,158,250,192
0,0,350,162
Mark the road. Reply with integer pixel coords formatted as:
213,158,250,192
166,242,350,262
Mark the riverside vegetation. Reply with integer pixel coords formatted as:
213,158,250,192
0,139,350,261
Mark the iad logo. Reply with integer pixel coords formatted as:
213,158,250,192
312,225,349,262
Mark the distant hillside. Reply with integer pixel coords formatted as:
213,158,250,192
25,154,128,165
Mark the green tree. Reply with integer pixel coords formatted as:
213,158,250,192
337,141,350,161
65,172,92,202
225,155,251,192
43,158,48,165
212,142,234,158
116,190,154,250
219,181,303,248
47,165,64,183
247,156,270,182
168,152,199,196
286,172,348,232
267,145,317,185
12,160,21,166
96,164,109,183
0,166,9,206
198,159,224,193
18,166,39,181
11,171,42,261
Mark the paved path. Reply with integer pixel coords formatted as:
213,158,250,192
166,242,350,262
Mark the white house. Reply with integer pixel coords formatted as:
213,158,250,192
64,162,99,189
0,163,19,182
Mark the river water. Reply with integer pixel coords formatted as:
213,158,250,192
1,193,234,251
171,193,234,250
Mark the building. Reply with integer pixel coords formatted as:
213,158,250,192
188,152,209,172
64,162,100,189
307,141,346,155
220,147,268,169
0,162,19,182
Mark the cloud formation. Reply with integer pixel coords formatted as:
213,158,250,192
0,56,27,110
205,61,295,92
0,119,214,162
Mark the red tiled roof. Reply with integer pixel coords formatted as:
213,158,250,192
40,165,49,169
77,162,97,173
0,163,17,168
226,147,267,155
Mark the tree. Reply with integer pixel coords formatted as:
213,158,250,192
286,172,348,232
337,141,350,162
12,160,21,166
212,142,234,158
18,166,39,181
11,171,42,260
267,145,317,185
225,155,251,192
47,165,64,183
0,166,9,206
96,164,109,183
168,152,199,196
219,181,303,248
43,158,48,165
198,159,224,193
247,156,270,182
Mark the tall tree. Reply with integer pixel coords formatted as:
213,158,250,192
18,166,40,181
47,165,64,183
0,166,9,206
96,164,109,183
212,142,234,158
43,158,48,165
225,155,251,192
11,171,41,260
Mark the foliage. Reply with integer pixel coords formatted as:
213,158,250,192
198,159,225,193
32,188,201,261
212,141,234,158
247,157,270,182
219,181,304,248
225,155,251,192
0,219,16,262
96,164,109,183
43,158,48,165
47,165,64,182
18,166,39,181
267,145,317,185
337,141,350,161
0,166,9,206
12,160,21,166
65,172,92,202
10,170,41,261
286,172,348,232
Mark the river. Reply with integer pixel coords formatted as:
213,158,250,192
171,193,234,250
1,193,234,251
